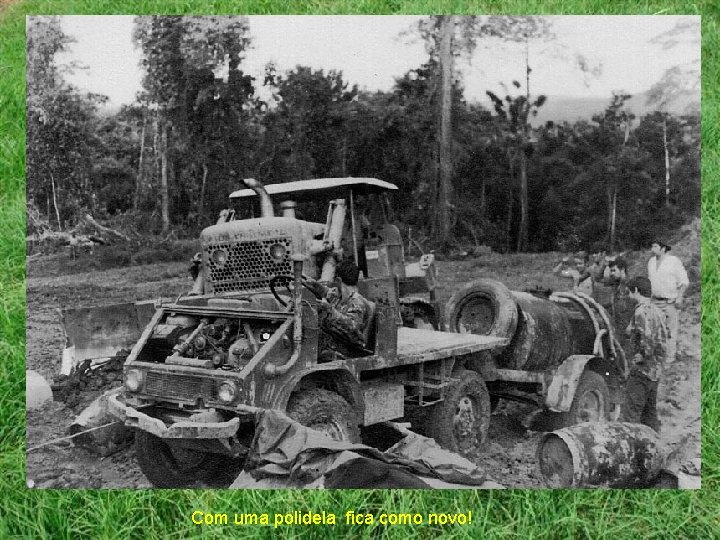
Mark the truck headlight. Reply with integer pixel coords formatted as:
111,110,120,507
218,381,237,403
211,248,228,266
268,243,287,262
125,369,143,392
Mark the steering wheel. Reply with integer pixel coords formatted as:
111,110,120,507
269,275,294,308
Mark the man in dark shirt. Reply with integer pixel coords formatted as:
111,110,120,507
304,260,372,358
621,276,669,433
605,258,636,339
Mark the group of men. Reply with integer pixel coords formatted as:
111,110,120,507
557,240,689,432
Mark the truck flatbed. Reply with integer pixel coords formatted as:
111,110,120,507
396,327,508,363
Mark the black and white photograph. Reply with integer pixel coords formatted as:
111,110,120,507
26,15,701,489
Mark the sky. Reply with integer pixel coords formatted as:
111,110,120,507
56,15,700,110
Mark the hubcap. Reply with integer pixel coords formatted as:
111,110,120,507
457,297,494,334
453,395,478,450
311,419,346,441
576,390,604,422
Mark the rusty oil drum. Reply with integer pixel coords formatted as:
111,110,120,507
500,291,597,371
446,281,601,372
537,422,664,488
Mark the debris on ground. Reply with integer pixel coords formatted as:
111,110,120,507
26,370,53,410
68,387,133,457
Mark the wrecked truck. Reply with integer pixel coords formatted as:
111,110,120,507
60,177,627,488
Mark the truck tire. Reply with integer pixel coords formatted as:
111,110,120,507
287,388,361,443
561,370,610,426
134,430,244,488
445,279,518,339
427,370,491,456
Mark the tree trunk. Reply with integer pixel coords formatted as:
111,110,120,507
153,109,160,186
134,113,147,212
609,183,617,252
516,145,528,252
663,116,671,208
516,38,532,253
341,135,348,177
160,118,170,234
50,172,61,230
435,14,454,251
606,186,612,246
479,174,486,225
506,153,515,253
198,163,208,221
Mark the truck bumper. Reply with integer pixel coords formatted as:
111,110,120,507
107,392,240,439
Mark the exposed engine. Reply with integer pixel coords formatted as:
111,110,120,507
142,314,277,370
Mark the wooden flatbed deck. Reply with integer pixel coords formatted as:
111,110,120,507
396,327,508,363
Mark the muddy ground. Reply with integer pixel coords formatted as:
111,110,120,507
25,249,701,489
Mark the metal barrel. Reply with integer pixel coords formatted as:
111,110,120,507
446,281,603,370
537,422,664,488
498,291,596,371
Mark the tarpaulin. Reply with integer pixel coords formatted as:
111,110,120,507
230,409,501,489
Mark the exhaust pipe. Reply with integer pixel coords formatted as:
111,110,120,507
280,200,297,218
242,178,274,218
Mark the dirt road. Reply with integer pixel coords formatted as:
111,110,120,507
25,255,701,488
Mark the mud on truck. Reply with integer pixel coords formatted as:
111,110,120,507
61,177,628,488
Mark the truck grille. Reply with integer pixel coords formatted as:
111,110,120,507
205,237,292,293
144,372,217,402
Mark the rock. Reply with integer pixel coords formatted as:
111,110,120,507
69,387,133,457
26,370,53,410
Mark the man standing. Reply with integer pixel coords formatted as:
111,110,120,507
622,276,669,433
553,251,594,296
605,258,636,342
647,240,689,363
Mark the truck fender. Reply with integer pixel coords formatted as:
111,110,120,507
545,355,596,413
271,366,364,419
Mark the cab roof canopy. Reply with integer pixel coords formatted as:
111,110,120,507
229,177,398,202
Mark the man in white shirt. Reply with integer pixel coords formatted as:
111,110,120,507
647,240,689,363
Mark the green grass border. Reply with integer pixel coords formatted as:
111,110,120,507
2,1,718,538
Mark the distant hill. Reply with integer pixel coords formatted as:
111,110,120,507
530,89,699,127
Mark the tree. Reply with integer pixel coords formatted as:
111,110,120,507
591,93,635,251
26,16,106,229
486,83,546,252
437,16,454,251
260,66,358,183
133,16,253,232
411,16,555,251
647,18,700,208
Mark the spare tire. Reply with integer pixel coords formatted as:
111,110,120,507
445,279,518,339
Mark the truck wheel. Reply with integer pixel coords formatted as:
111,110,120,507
287,388,361,443
428,370,491,456
134,431,244,488
562,370,610,425
445,279,518,338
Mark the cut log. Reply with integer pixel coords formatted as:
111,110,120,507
77,214,132,243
